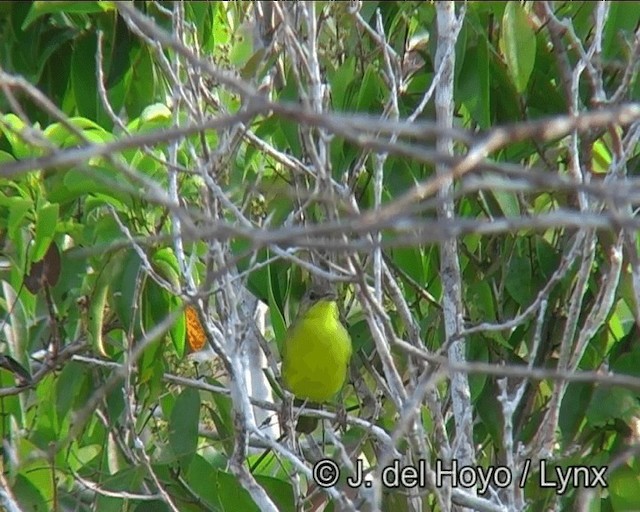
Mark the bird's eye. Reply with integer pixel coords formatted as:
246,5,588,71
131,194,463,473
308,290,319,301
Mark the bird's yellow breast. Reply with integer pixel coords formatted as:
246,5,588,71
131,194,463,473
282,300,352,403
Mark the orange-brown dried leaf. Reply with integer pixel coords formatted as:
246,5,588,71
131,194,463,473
185,306,206,352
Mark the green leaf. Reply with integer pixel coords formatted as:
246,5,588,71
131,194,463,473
22,2,114,30
88,260,112,356
32,203,59,261
592,138,612,173
357,65,383,112
500,3,536,93
491,190,520,218
475,381,502,446
140,103,172,124
59,165,131,207
187,2,213,44
467,279,496,321
602,2,640,60
72,32,98,119
457,40,490,129
505,253,532,306
209,388,235,456
184,455,223,510
106,13,135,88
95,467,146,512
171,295,186,358
129,149,162,178
55,362,85,420
0,150,15,163
535,237,560,280
391,247,426,290
43,117,109,147
559,382,593,444
467,334,489,402
609,464,640,511
152,248,181,288
268,262,287,354
139,282,169,382
126,46,156,118
255,475,295,512
586,387,639,427
218,471,261,512
350,318,375,356
144,279,172,328
0,114,35,159
11,474,48,512
134,501,171,512
611,347,640,378
169,387,201,470
90,214,122,247
330,56,356,111
8,197,32,243
68,443,101,472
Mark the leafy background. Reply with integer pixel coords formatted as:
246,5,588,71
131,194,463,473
0,2,639,511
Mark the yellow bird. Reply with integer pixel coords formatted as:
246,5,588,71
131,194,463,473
281,288,352,405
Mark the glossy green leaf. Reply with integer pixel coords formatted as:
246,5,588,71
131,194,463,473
268,261,287,354
170,295,186,358
586,387,639,427
72,33,99,119
505,253,532,306
126,46,156,118
55,362,85,420
602,2,640,60
330,56,356,111
43,117,108,147
0,114,34,159
218,471,261,512
475,380,502,446
500,3,536,93
32,203,59,261
140,280,170,376
140,103,172,124
133,501,171,512
8,197,32,243
609,464,640,510
391,247,426,289
88,259,112,357
467,279,496,322
357,65,383,112
169,387,201,470
611,347,640,378
559,382,593,445
210,388,235,456
592,139,612,173
491,190,520,218
68,443,101,472
106,13,134,88
255,475,295,512
22,2,114,30
184,455,223,509
535,237,560,280
467,334,489,402
59,165,131,207
457,40,490,129
95,467,146,512
10,474,48,512
0,149,15,163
